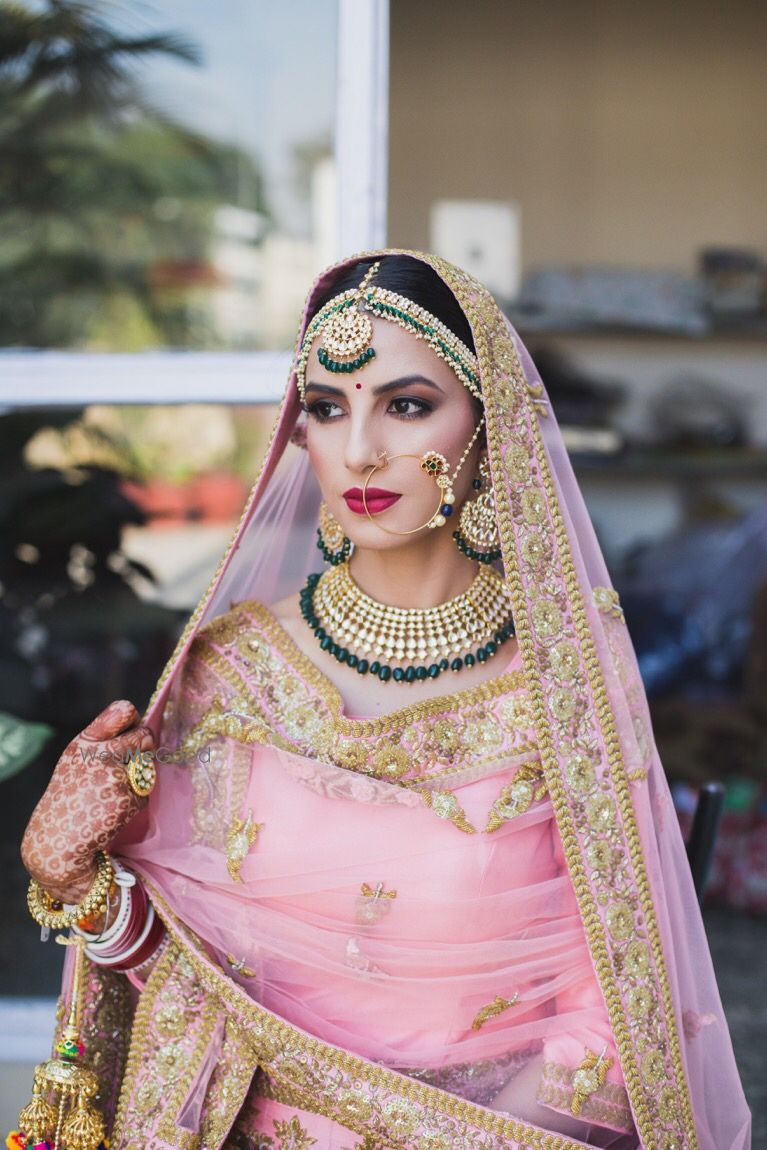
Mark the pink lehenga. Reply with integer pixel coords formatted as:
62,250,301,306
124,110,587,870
54,250,750,1150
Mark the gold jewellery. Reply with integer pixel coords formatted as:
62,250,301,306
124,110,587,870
294,261,481,402
362,417,484,535
27,851,115,932
299,558,516,682
15,932,108,1150
125,748,156,797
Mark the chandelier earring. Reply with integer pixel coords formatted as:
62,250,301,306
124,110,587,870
317,501,351,566
453,454,502,564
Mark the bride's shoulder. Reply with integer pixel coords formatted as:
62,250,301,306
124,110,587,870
190,591,302,654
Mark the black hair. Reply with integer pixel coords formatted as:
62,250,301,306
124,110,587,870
307,254,476,354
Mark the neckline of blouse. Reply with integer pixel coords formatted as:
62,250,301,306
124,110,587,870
236,599,526,734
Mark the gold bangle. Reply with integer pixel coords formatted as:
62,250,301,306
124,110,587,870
27,851,115,930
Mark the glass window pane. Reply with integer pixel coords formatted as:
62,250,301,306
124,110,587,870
0,1,337,352
0,402,276,994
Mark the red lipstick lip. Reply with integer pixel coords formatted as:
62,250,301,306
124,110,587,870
343,487,398,499
342,487,401,515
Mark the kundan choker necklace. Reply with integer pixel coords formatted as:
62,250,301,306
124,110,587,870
299,561,515,683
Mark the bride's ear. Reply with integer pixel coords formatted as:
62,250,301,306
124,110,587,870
290,418,308,449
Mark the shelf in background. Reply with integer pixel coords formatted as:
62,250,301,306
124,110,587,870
570,446,767,478
509,317,767,344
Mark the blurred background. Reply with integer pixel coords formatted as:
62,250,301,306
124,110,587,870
1,0,765,1135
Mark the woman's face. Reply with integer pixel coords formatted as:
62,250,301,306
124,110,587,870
303,314,482,552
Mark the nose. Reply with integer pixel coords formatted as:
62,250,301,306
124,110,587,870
343,409,384,477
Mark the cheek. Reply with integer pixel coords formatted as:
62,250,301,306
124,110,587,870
306,432,332,487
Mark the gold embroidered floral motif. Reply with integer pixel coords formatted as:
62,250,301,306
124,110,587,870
372,742,410,779
420,789,475,834
521,488,547,524
570,1046,614,1115
606,900,635,940
549,640,579,681
272,1114,317,1150
627,985,655,1019
623,940,651,978
586,793,617,830
226,809,262,882
521,531,550,569
593,585,626,623
641,1048,667,1085
484,764,547,832
470,993,520,1030
565,752,597,792
532,599,563,638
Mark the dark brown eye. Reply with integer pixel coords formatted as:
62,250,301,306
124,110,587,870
307,399,342,422
389,397,431,418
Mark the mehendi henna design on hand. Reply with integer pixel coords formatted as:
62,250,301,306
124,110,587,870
20,699,155,903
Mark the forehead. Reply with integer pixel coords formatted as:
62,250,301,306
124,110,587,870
306,315,469,395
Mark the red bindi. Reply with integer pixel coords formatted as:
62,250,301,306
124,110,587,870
355,382,362,389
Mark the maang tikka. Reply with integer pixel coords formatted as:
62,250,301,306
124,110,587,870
294,261,482,403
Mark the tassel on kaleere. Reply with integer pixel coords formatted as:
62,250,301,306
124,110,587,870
8,935,109,1150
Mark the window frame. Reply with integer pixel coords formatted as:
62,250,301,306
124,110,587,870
0,0,389,407
0,0,390,1064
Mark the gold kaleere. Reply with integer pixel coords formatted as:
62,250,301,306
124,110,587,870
11,933,107,1150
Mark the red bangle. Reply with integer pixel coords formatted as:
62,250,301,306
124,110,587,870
110,915,166,972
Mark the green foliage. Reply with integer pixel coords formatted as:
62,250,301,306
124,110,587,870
0,710,54,782
0,0,268,349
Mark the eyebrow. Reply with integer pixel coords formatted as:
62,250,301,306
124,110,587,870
304,374,444,398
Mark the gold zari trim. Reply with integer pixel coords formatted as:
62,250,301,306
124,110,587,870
537,1059,633,1134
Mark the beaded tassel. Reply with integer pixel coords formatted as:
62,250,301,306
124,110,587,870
10,935,108,1150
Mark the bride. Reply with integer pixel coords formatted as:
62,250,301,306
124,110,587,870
17,251,750,1150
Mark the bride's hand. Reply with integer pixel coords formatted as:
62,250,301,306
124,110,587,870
20,700,155,904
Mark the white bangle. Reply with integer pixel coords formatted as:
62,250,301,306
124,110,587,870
86,903,156,968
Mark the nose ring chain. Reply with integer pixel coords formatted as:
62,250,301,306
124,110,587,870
363,417,484,536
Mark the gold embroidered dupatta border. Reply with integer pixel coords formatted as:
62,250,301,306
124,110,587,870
141,248,698,1150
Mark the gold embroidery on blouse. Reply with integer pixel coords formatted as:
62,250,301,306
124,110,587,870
226,809,262,882
484,763,547,832
470,993,520,1030
570,1045,615,1115
191,601,534,786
